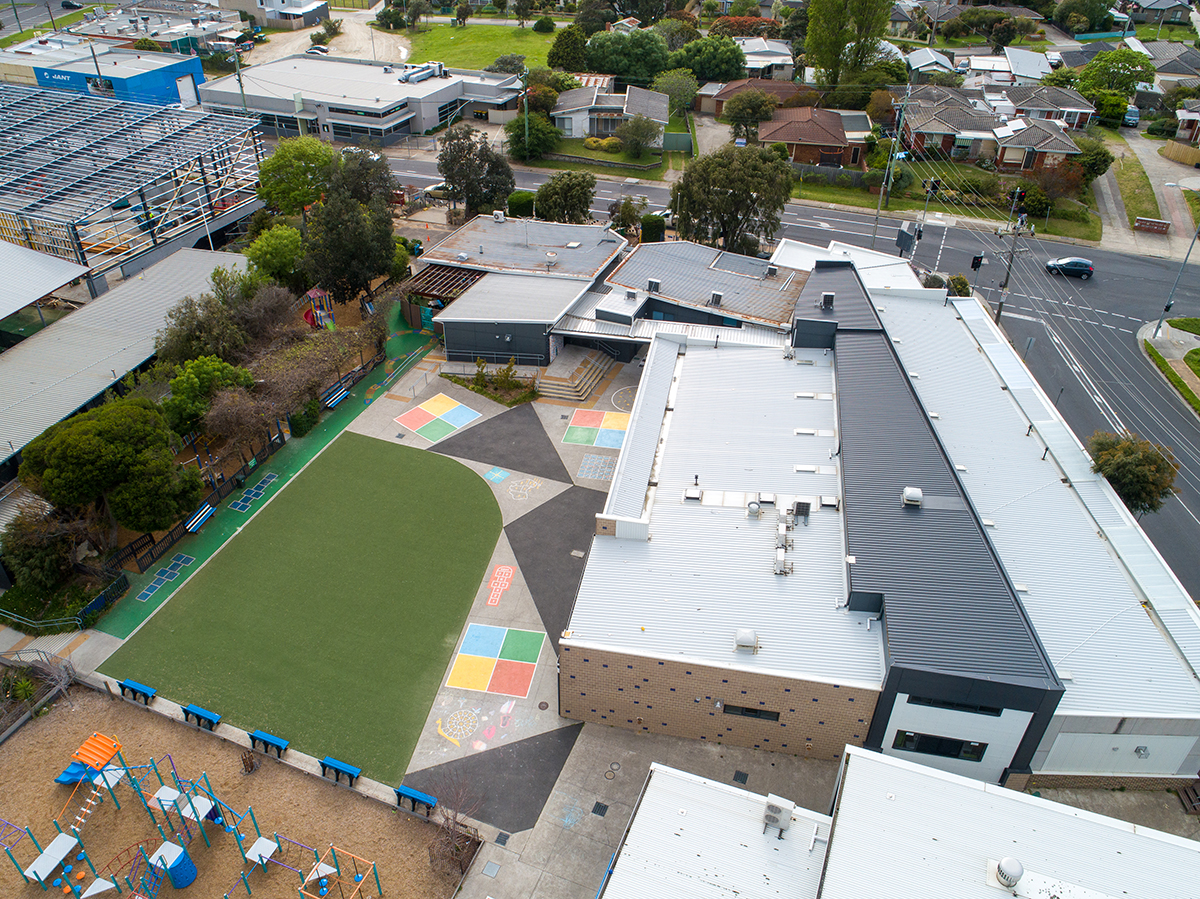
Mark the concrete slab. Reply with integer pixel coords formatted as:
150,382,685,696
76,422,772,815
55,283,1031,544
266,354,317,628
443,455,572,528
1036,786,1200,841
435,403,573,484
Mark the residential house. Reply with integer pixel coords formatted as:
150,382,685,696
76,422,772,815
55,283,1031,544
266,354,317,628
1128,0,1193,25
607,16,641,32
907,46,955,81
758,106,872,166
733,37,795,80
1059,40,1115,68
1126,38,1200,91
1177,97,1200,143
993,116,1082,170
707,78,806,115
1002,84,1094,128
1005,46,1052,83
922,2,1043,33
889,3,922,37
902,85,1003,159
550,85,669,139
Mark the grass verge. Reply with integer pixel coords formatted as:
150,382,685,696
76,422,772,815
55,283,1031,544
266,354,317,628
407,23,554,68
526,153,667,180
1145,340,1200,416
0,6,102,47
1170,317,1200,336
1112,153,1162,227
1187,347,1200,379
557,137,661,168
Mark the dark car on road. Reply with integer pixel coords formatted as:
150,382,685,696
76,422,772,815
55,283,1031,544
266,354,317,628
1046,257,1094,280
61,1,84,8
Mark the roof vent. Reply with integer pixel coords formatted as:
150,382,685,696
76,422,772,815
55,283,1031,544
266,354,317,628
493,210,505,223
902,487,923,507
683,487,703,502
647,277,661,292
567,241,581,248
821,291,835,310
996,858,1023,888
766,264,778,278
764,794,794,835
456,252,469,262
747,500,761,517
734,629,758,652
710,291,723,307
625,289,637,302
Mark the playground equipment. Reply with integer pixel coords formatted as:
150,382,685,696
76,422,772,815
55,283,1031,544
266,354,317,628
304,288,335,330
223,838,382,899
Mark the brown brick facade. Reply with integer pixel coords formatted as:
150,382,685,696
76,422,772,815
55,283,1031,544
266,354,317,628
559,644,879,758
1026,774,1197,791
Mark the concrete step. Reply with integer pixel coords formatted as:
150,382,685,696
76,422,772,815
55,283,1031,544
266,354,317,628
537,351,614,402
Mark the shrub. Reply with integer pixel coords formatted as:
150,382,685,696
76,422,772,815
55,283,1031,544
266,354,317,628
922,273,946,289
949,273,971,296
288,398,321,437
1148,119,1179,137
891,163,914,191
1018,181,1051,217
309,31,330,44
474,357,488,389
532,15,555,31
959,174,1000,200
508,190,535,217
584,136,604,149
863,169,885,189
480,4,498,11
836,173,854,189
601,136,623,152
641,213,666,242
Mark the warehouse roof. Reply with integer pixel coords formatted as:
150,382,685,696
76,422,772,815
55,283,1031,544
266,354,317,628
434,273,588,324
421,217,626,281
0,241,89,321
597,763,831,899
0,249,247,467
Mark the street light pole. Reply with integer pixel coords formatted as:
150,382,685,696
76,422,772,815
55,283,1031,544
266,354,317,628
1155,183,1200,338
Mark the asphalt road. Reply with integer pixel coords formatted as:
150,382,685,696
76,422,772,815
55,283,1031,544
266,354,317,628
390,158,1200,596
1,0,67,35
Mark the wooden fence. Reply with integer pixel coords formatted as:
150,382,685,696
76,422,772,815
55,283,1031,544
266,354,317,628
1163,140,1200,167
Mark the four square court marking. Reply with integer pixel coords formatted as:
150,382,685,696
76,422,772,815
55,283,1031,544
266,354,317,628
563,409,629,448
395,393,481,441
136,553,196,602
446,623,545,698
229,472,278,513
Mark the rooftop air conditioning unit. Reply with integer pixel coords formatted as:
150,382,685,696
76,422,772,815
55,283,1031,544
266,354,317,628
625,289,637,302
683,487,703,502
383,65,393,73
493,210,505,223
647,277,660,293
710,291,722,307
821,291,835,310
764,794,795,834
456,252,469,262
902,486,923,507
766,264,777,278
774,548,792,575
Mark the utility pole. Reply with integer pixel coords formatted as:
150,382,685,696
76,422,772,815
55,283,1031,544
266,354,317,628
870,81,912,250
234,46,247,111
995,221,1032,324
45,1,57,31
9,0,22,33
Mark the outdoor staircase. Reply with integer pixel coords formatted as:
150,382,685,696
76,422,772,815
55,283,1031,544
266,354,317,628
536,349,616,402
70,786,104,835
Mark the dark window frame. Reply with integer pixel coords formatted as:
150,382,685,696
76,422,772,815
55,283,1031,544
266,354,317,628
723,704,780,722
906,695,1002,717
892,730,987,762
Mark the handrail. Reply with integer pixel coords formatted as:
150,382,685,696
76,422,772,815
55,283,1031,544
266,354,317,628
0,608,82,632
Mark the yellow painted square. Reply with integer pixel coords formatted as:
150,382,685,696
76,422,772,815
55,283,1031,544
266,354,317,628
602,412,630,431
419,393,460,417
446,654,496,692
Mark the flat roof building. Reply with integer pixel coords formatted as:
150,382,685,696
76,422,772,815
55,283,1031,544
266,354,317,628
65,7,245,55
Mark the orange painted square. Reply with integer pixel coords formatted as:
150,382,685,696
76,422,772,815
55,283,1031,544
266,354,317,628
486,660,537,698
571,409,606,428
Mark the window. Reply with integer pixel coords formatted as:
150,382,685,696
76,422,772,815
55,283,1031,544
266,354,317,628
723,704,780,721
892,730,987,762
907,695,1002,717
850,146,860,164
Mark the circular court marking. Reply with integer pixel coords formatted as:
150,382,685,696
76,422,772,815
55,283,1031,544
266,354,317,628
444,709,479,741
612,386,637,412
610,762,621,772
538,701,549,710
605,771,615,780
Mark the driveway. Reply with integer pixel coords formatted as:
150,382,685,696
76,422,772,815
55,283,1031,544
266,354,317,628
692,113,732,156
1124,128,1199,253
242,1,410,65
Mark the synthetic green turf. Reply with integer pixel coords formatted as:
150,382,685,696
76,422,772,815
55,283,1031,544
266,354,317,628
100,432,501,783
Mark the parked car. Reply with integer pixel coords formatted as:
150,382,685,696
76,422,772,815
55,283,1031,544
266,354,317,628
236,40,255,52
1123,105,1140,127
61,1,84,8
1045,257,1094,280
305,45,329,55
1045,51,1063,68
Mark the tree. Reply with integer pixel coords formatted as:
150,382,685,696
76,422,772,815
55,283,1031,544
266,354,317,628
157,293,245,365
508,190,535,216
439,123,517,214
728,0,758,15
990,17,1017,51
844,0,892,74
548,26,588,70
456,2,471,24
203,387,275,456
504,112,561,159
392,238,411,282
653,16,700,50
575,0,617,35
329,147,397,205
866,89,895,122
780,5,808,50
1041,67,1078,88
528,67,580,92
162,356,254,436
1012,15,1036,42
489,55,529,75
304,191,394,305
535,171,597,222
513,0,533,26
1088,431,1178,517
376,5,405,28
701,0,719,19
133,36,160,50
1053,0,1111,34
406,0,432,28
1090,89,1128,124
19,398,204,542
1072,136,1115,182
0,506,84,596
522,83,559,116
1077,48,1156,98
1029,161,1085,204
616,114,663,158
805,0,853,86
609,194,648,234
709,15,781,37
668,34,746,83
257,136,336,218
670,145,793,250
723,88,777,140
533,15,555,32
246,224,304,288
586,29,671,85
651,67,700,116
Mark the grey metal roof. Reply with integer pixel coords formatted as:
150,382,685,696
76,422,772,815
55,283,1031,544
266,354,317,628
836,330,1060,687
552,86,600,114
421,217,626,281
823,746,1200,899
0,249,248,466
433,273,586,324
793,262,881,331
598,763,831,899
0,242,90,320
607,242,809,328
0,83,257,225
623,86,670,124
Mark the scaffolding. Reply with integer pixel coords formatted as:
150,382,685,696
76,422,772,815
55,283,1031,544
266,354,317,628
0,83,262,278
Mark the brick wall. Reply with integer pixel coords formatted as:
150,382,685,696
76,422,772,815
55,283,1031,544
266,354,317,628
559,644,879,758
1027,774,1195,791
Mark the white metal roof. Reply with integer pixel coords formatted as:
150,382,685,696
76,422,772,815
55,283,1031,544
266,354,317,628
874,294,1200,716
598,763,831,899
823,746,1200,899
433,273,586,324
0,241,89,321
565,338,885,688
0,249,247,466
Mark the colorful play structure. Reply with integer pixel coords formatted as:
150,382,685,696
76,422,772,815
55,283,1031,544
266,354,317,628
3,732,383,899
303,289,336,331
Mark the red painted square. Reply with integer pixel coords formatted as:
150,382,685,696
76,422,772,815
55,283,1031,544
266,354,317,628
571,409,606,428
486,659,537,698
395,407,436,430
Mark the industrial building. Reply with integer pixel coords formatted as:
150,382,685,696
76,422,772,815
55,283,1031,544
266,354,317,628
0,84,262,292
64,7,247,56
0,34,205,106
598,748,1200,899
199,57,522,144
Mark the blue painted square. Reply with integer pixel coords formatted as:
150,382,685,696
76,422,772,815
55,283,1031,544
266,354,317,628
230,502,248,512
595,428,626,449
262,473,277,483
136,591,153,603
162,571,177,581
459,623,507,659
144,584,159,595
176,554,195,565
484,467,510,483
167,562,182,572
440,405,481,428
151,577,166,588
156,569,172,578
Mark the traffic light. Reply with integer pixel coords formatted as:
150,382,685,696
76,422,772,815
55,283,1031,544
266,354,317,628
916,225,923,240
971,254,984,271
1017,189,1026,202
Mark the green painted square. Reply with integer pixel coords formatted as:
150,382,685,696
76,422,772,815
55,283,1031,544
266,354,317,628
499,628,544,663
417,418,458,442
563,426,599,445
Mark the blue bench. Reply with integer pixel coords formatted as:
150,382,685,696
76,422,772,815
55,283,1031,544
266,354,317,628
186,503,215,532
182,704,221,730
395,784,438,817
119,679,156,705
249,730,289,758
319,756,361,787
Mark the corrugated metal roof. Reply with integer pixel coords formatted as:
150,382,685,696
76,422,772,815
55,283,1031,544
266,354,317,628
0,249,247,466
570,340,885,687
822,746,1200,899
598,763,831,899
433,273,586,324
836,331,1059,687
793,262,881,331
0,241,90,320
420,217,625,280
878,296,1200,715
608,242,808,327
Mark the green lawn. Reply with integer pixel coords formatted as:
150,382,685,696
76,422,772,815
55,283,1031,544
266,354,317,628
1134,22,1197,41
667,113,688,134
407,23,555,68
100,431,502,784
1112,153,1161,226
1182,188,1200,226
1170,317,1200,336
0,6,103,47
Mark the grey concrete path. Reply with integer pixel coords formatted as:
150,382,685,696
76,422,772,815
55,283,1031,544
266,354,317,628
1091,168,1141,254
1124,129,1200,256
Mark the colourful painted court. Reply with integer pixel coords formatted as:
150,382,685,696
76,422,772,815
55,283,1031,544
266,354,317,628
446,624,545,698
395,393,482,441
563,409,629,448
